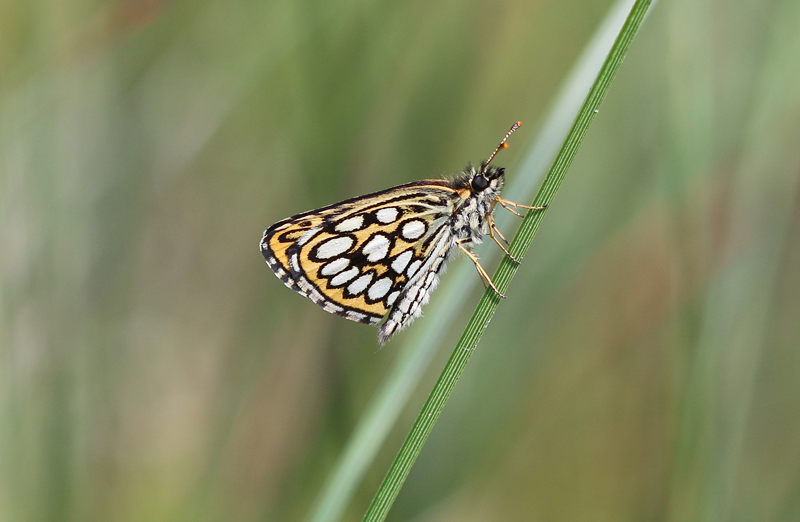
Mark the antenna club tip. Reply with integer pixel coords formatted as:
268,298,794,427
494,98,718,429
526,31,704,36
516,121,522,126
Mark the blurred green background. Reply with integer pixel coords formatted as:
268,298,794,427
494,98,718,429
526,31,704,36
3,0,800,521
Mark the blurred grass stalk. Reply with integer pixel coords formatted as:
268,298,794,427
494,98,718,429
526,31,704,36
667,0,800,519
305,1,646,521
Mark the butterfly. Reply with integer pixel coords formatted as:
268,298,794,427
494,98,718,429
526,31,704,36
260,122,545,344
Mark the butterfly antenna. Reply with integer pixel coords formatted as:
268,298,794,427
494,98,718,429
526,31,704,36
483,121,522,169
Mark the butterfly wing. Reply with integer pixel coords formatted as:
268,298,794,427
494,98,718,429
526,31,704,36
261,180,465,339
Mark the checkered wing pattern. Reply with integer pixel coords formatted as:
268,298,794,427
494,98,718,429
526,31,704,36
260,180,464,343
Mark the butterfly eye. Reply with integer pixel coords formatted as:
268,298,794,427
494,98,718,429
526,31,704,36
471,175,489,192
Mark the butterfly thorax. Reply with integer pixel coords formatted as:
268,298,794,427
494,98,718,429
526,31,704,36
445,164,505,249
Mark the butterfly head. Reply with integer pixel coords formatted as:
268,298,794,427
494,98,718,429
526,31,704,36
470,164,505,195
467,121,521,196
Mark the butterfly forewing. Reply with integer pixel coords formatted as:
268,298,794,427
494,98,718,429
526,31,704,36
261,181,463,331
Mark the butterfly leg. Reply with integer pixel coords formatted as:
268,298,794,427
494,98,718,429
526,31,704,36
496,197,547,217
486,213,520,264
457,240,506,298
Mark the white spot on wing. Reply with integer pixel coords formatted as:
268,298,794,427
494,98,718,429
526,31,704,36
315,236,353,259
321,257,349,276
368,277,393,300
347,273,373,295
362,234,390,262
376,207,399,224
331,267,359,286
407,260,422,278
387,291,400,305
297,226,322,246
399,297,411,313
401,220,426,240
290,254,301,272
335,216,364,232
391,251,413,273
347,311,365,321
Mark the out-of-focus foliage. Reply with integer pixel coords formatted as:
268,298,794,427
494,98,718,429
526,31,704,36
1,0,799,521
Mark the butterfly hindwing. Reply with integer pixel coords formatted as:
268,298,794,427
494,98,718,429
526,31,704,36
261,181,463,328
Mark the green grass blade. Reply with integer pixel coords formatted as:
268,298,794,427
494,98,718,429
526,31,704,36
304,3,642,522
362,1,654,520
